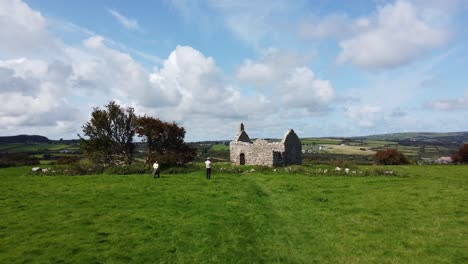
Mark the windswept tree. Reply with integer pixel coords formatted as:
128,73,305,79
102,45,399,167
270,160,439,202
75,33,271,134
135,116,196,165
80,101,136,166
452,144,468,164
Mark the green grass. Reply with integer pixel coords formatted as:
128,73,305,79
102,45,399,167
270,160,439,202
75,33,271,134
0,165,467,263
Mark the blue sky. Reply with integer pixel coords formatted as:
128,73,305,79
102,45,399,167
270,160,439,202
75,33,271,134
0,0,467,141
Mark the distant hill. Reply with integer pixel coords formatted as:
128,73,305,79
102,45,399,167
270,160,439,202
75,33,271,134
0,135,50,144
353,131,468,147
0,135,79,144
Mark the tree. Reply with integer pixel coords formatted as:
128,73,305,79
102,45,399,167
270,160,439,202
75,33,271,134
80,101,136,166
135,116,196,165
135,116,165,164
374,149,409,165
452,144,468,164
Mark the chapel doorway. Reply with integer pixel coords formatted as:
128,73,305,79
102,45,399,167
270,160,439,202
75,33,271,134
240,153,245,165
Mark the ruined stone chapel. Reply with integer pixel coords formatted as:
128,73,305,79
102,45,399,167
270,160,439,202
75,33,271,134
230,123,302,167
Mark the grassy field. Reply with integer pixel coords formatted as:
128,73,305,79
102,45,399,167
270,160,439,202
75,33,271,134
0,165,467,263
210,144,230,151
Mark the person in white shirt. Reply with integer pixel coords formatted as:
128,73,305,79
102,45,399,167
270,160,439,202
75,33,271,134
205,157,211,180
152,161,160,178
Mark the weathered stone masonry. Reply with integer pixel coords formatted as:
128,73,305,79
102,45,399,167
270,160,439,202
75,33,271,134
230,123,302,167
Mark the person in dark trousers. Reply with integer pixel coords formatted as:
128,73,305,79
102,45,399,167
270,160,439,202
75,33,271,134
205,157,211,180
152,161,160,178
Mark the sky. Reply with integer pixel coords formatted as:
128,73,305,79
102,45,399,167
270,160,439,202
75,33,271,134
0,0,467,141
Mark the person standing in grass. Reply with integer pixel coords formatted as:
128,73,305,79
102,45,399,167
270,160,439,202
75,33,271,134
152,161,160,178
205,157,211,180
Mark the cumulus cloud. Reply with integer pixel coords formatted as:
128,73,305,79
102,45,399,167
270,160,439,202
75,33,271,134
0,0,61,57
0,0,271,139
427,91,468,111
336,0,449,69
146,46,270,121
107,9,140,30
237,48,334,113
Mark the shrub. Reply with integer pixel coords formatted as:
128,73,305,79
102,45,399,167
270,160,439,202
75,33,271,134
105,162,151,175
56,156,80,165
330,160,357,170
67,163,104,175
163,165,200,174
374,149,409,165
0,153,40,167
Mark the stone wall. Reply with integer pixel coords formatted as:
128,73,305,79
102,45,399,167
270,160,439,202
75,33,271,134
230,139,285,166
229,124,302,167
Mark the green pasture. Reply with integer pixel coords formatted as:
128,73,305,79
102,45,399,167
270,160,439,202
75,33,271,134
210,144,230,151
0,165,466,263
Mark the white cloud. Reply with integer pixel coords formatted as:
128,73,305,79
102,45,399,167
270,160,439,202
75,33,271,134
0,0,60,57
428,91,468,111
282,67,334,111
336,0,449,69
237,49,334,113
169,0,304,47
299,14,370,39
107,9,140,30
146,45,270,121
345,105,383,128
0,0,269,140
236,48,309,87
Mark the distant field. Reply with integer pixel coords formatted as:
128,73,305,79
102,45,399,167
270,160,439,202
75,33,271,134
1,165,466,263
320,144,376,155
0,143,72,153
301,138,343,145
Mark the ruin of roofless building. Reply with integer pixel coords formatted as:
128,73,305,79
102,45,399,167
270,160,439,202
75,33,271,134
230,123,302,167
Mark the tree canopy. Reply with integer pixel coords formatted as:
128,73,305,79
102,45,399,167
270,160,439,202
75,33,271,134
80,102,195,166
80,101,136,166
135,116,196,165
452,144,468,164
